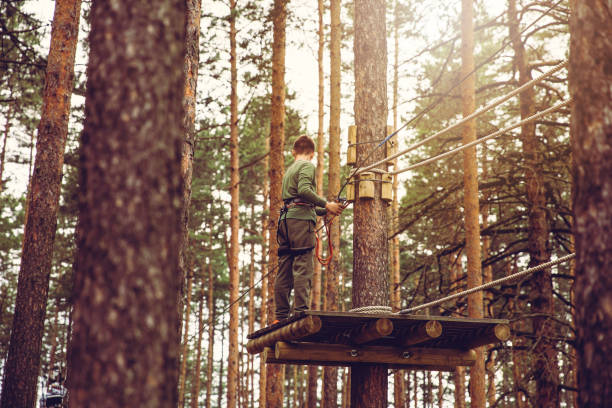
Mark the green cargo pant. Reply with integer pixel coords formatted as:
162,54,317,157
275,218,316,320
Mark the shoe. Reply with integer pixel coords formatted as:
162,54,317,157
272,319,280,325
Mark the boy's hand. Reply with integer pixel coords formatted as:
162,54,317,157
325,201,344,216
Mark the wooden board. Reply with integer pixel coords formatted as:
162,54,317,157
248,310,510,351
272,341,476,368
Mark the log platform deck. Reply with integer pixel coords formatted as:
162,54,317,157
246,310,510,371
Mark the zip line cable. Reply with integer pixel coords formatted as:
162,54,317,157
338,0,565,198
357,60,568,176
392,97,571,175
398,253,575,314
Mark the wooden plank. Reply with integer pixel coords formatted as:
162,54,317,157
246,316,322,354
461,323,511,349
401,320,443,347
274,341,476,367
352,318,393,344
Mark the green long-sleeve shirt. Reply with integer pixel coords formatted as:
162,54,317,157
281,160,327,222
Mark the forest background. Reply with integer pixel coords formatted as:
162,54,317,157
0,0,582,407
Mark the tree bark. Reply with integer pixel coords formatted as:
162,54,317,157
260,136,270,408
227,1,240,407
352,1,389,406
248,217,256,408
178,0,201,346
570,1,612,406
179,272,194,407
1,1,81,406
266,0,288,406
392,1,405,406
308,1,325,405
508,2,559,406
67,0,185,405
205,262,215,408
460,1,485,407
324,0,342,406
451,255,466,408
0,97,12,193
191,277,205,408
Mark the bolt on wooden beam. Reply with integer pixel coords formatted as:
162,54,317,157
272,341,477,368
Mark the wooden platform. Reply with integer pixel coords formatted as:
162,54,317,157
246,310,510,371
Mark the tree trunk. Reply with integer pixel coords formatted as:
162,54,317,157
217,319,225,408
266,1,288,406
308,1,325,405
481,163,496,407
323,0,342,406
451,257,466,408
352,1,389,406
248,217,256,408
46,298,60,380
508,2,559,406
191,278,205,408
392,2,405,406
0,1,81,406
0,99,12,193
227,1,240,407
260,136,270,408
460,1,485,407
178,0,201,349
67,0,184,405
205,263,215,408
570,1,612,406
179,272,194,407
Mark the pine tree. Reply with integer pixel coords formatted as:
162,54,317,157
352,0,389,406
227,0,241,406
266,0,289,406
67,0,185,405
307,1,326,405
570,0,612,406
460,1,485,407
1,1,81,406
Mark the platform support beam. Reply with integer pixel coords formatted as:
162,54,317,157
353,318,394,344
246,316,322,354
401,320,443,347
463,323,510,350
272,341,476,368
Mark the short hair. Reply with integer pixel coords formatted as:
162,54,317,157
292,135,316,155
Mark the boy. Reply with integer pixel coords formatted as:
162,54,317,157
274,135,344,322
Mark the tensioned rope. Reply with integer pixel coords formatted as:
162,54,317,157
355,59,568,176
398,253,575,314
337,0,566,198
392,98,572,175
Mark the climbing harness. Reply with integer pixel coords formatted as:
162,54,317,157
315,199,350,266
277,198,316,256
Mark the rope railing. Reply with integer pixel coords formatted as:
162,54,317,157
354,59,568,175
392,98,572,175
398,253,575,314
